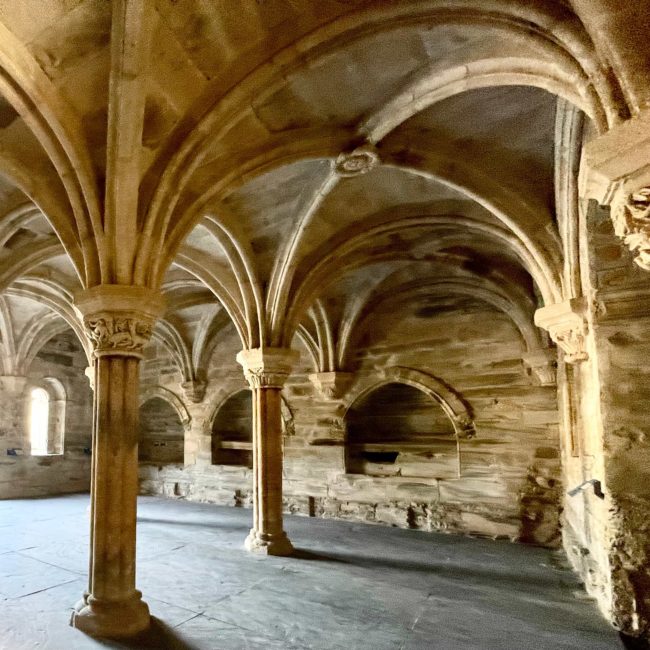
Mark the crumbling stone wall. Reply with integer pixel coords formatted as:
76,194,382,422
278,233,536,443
562,201,650,639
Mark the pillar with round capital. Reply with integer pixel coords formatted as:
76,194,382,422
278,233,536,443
70,285,164,639
236,347,299,556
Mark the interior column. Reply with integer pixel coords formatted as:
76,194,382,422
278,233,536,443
70,285,164,638
237,347,299,556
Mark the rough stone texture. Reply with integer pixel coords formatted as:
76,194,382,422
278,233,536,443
558,199,650,638
0,1,649,641
140,304,562,549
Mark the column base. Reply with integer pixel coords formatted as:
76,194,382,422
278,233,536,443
244,529,294,556
70,591,150,638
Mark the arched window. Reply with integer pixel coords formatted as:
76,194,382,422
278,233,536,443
29,387,50,455
345,382,459,479
27,378,66,456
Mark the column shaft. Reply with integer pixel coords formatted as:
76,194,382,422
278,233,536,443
237,347,298,556
71,356,149,637
252,386,285,541
70,284,164,639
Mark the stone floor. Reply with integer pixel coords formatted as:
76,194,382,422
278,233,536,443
0,494,627,650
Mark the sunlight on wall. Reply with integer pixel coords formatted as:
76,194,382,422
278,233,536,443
30,387,49,455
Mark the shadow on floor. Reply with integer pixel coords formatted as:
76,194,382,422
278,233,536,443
95,618,202,650
620,633,650,649
290,546,570,594
137,516,249,532
290,548,349,563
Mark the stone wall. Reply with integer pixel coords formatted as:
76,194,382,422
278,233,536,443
561,201,650,637
140,397,185,464
139,302,562,548
0,331,93,499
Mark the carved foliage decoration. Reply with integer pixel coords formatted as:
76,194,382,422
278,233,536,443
243,367,291,389
237,348,300,390
534,300,588,364
611,186,650,271
84,313,154,358
551,326,588,364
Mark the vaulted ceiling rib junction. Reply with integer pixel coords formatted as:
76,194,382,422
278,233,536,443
0,0,628,377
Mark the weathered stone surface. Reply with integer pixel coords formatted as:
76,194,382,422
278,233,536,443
0,1,650,642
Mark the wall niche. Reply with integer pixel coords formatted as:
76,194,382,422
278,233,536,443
139,396,185,465
211,389,253,468
345,382,459,479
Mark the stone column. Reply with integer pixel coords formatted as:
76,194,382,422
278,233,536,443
70,285,164,638
236,347,299,556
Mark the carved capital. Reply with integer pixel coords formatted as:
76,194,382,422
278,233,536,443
335,144,379,177
181,379,206,403
610,186,650,271
308,371,353,399
522,349,557,386
534,300,588,364
236,348,300,389
74,285,165,359
83,314,155,359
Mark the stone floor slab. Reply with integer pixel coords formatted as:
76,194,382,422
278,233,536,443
0,494,627,650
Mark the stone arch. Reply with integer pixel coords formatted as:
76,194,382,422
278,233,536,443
344,379,461,479
208,388,294,439
342,367,475,438
139,390,187,465
139,386,191,429
209,387,296,467
210,388,253,467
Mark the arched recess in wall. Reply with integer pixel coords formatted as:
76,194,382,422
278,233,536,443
342,367,475,479
343,367,475,436
210,388,294,467
138,387,189,465
26,377,66,456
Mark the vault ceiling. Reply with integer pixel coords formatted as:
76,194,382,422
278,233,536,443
0,0,644,378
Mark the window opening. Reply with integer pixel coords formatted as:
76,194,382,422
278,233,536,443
30,387,50,455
